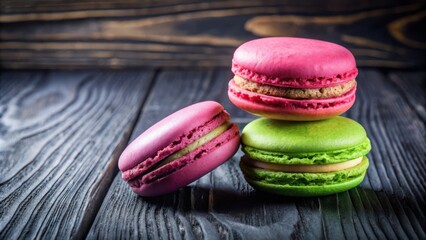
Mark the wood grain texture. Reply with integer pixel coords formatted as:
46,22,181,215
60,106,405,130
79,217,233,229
1,69,424,239
0,0,425,69
87,69,425,239
0,70,154,239
0,0,414,15
342,69,426,240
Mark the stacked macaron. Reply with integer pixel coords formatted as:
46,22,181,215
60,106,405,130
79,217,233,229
228,37,371,196
228,37,358,121
239,117,370,197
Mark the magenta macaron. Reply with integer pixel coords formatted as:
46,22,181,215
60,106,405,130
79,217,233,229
118,101,240,197
228,37,358,121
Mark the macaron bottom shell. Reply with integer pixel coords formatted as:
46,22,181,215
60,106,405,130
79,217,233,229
243,172,366,197
240,156,369,197
228,80,356,121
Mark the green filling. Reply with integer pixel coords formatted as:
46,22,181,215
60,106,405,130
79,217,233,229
240,156,369,186
156,122,230,169
242,138,370,165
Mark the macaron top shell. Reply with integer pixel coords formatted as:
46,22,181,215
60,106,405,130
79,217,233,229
242,117,368,153
232,37,358,88
118,101,225,171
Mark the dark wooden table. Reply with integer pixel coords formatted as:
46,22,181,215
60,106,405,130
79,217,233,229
1,1,425,239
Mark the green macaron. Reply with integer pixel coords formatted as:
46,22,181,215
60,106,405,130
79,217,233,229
240,116,371,197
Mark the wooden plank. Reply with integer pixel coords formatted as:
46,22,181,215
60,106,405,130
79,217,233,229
388,71,426,121
341,69,425,239
0,0,410,14
0,70,154,239
0,1,425,69
88,68,425,239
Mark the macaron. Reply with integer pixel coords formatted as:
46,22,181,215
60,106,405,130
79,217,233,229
228,37,358,121
240,116,371,197
119,101,240,197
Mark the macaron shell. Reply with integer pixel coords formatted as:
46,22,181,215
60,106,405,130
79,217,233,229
241,117,368,153
232,37,358,88
228,80,355,121
244,172,366,197
132,132,240,197
119,101,225,171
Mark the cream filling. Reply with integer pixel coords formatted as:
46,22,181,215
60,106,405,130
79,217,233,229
234,75,356,99
156,121,231,169
244,157,363,173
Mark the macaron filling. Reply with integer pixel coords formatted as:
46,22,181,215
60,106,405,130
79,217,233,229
240,156,369,186
228,80,356,110
154,121,232,169
242,156,363,173
233,76,356,99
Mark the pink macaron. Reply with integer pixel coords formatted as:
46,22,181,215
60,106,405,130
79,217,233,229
118,101,240,197
228,37,358,121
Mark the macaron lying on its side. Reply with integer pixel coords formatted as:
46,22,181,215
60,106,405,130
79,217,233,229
228,37,358,121
240,117,371,197
119,101,240,197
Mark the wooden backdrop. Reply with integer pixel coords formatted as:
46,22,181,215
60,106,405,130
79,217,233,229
0,0,425,69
